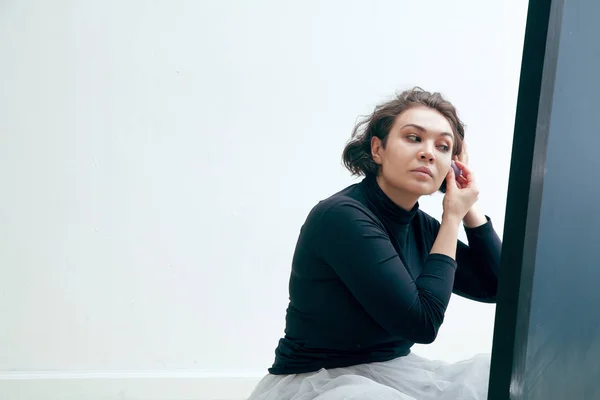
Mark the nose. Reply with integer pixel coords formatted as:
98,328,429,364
419,144,435,163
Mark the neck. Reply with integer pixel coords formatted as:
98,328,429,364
375,175,420,211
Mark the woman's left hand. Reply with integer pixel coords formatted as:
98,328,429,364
454,140,488,228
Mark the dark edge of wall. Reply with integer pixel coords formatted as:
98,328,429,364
487,0,565,398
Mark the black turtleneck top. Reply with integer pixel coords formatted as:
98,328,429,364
268,176,502,375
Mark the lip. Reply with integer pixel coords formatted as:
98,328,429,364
412,166,433,177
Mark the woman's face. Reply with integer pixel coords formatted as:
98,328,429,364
371,106,455,199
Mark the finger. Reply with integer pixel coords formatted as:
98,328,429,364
456,175,468,189
445,168,458,193
453,160,476,183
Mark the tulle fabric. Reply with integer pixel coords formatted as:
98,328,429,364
247,352,491,400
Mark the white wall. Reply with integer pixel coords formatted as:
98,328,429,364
0,0,527,398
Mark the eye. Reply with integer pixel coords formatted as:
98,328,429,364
438,144,450,152
406,134,420,142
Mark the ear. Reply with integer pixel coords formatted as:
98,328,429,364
371,136,383,165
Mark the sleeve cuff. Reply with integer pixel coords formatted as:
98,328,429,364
464,215,493,233
427,253,458,269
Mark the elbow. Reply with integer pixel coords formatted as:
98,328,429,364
406,294,446,343
456,291,497,304
489,283,499,302
385,312,444,344
483,293,498,304
380,293,448,344
476,285,499,304
484,279,499,303
409,324,440,344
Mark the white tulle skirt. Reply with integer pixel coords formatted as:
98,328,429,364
247,352,491,400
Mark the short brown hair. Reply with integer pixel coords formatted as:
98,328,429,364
342,87,465,192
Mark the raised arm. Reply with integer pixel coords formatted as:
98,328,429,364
423,208,502,303
316,200,462,344
453,214,502,302
446,159,502,302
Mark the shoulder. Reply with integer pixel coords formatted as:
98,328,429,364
303,183,382,233
311,191,373,225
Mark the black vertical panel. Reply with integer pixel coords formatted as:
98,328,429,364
521,0,600,398
490,0,600,398
488,0,564,398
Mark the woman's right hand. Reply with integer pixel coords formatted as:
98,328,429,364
442,160,479,222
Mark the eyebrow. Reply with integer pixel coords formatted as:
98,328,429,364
400,123,454,140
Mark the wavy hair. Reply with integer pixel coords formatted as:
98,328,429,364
342,87,465,193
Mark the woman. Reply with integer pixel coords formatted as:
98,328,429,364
248,87,502,400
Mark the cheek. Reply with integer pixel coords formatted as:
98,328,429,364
382,143,407,165
437,158,452,178
438,156,452,169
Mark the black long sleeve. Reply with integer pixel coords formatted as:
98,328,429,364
454,217,502,302
423,215,502,302
269,177,502,375
317,200,457,344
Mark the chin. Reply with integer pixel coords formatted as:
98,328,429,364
406,184,437,197
422,188,439,196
